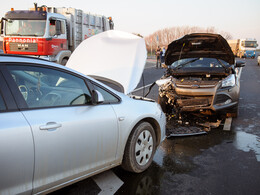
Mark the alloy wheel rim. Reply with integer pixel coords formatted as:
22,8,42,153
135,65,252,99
135,130,153,166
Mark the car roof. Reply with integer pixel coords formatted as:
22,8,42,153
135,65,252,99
0,54,87,77
0,54,123,95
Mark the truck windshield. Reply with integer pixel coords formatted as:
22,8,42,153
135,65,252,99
5,20,46,36
242,41,257,48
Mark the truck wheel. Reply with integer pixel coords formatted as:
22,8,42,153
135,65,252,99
61,58,68,66
122,122,156,173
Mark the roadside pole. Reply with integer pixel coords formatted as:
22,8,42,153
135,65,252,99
156,35,159,48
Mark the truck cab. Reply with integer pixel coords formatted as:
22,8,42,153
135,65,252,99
239,39,258,58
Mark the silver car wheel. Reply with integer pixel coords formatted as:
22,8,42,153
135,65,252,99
122,122,156,173
135,130,153,166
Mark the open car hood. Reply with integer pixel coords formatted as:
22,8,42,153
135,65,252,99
66,30,147,94
165,33,235,65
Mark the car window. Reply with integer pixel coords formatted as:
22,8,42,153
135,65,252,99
7,65,92,108
92,84,119,104
95,79,124,93
0,93,6,111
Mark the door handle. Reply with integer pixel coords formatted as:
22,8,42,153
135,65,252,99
40,122,62,131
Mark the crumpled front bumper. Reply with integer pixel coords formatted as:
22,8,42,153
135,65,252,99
159,80,239,113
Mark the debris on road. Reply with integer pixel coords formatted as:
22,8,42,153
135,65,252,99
223,117,232,131
166,113,223,137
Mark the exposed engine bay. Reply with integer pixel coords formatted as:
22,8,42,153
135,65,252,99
157,74,227,116
151,33,245,136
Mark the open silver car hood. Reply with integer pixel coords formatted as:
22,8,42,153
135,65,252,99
165,33,235,65
66,30,147,94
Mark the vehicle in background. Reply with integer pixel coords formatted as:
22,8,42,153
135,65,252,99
157,33,245,118
0,3,114,65
227,38,258,58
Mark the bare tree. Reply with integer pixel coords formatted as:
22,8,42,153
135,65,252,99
220,31,233,40
145,26,233,54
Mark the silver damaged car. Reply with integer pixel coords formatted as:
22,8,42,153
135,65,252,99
157,33,245,118
0,31,166,194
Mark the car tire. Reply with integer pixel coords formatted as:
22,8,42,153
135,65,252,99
158,95,170,113
122,122,156,173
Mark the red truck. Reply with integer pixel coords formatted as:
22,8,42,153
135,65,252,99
1,4,114,64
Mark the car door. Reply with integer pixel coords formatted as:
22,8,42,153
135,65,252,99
0,70,34,195
5,64,119,193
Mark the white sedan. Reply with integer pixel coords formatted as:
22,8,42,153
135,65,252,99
0,31,166,194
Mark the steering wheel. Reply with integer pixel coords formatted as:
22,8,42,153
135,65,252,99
40,92,62,107
18,85,28,101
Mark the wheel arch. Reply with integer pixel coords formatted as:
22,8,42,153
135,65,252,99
121,117,161,172
124,117,162,152
141,117,162,147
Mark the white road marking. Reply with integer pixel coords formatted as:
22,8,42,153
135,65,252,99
93,170,124,195
132,83,154,93
223,117,232,131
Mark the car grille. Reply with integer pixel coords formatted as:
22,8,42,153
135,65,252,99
175,80,219,88
214,94,230,104
176,84,216,88
177,96,213,107
9,42,38,52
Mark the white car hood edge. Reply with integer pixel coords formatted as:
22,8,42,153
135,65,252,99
66,30,147,94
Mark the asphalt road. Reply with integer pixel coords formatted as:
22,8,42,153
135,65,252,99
52,58,260,195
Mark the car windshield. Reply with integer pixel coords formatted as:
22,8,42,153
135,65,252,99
5,19,46,36
242,41,257,48
170,58,229,69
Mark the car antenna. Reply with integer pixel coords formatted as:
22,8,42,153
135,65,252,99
179,43,185,60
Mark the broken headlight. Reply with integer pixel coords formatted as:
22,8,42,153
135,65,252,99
156,77,171,87
221,74,235,88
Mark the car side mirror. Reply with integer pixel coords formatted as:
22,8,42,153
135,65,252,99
0,17,7,35
92,90,104,105
235,61,245,67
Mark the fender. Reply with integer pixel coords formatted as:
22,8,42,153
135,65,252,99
54,50,71,64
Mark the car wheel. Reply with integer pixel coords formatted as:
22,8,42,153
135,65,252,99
122,122,156,173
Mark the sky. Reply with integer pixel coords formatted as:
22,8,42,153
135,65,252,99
1,0,260,47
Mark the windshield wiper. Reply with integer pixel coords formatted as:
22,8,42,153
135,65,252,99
7,33,23,36
8,34,40,37
21,34,39,37
216,59,228,72
174,58,200,70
